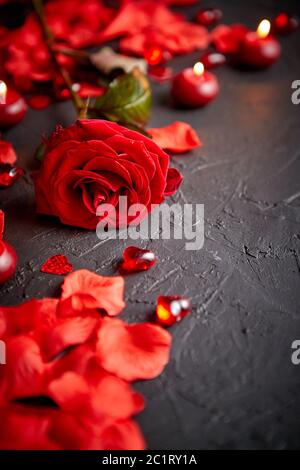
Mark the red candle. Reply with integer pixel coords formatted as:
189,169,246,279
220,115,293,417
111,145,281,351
172,62,220,108
0,240,17,284
238,20,281,69
0,81,27,129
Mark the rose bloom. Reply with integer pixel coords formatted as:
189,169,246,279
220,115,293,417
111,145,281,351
32,120,183,230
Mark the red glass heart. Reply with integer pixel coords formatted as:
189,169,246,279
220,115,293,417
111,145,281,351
0,164,24,188
196,8,223,27
0,240,17,284
144,47,172,66
156,296,191,326
40,254,73,276
148,66,173,83
200,51,226,69
272,12,299,35
119,246,157,273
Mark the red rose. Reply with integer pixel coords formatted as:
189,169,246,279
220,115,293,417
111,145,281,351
32,119,183,230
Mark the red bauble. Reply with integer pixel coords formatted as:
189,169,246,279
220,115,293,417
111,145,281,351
156,296,191,326
0,88,27,129
119,246,157,273
0,240,17,284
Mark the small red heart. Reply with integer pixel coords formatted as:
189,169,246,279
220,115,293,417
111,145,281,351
40,254,73,276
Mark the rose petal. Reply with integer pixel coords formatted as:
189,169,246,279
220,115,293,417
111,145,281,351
164,167,183,196
38,315,100,360
48,371,144,420
61,269,125,316
96,317,171,381
0,140,17,165
149,122,202,153
211,23,249,54
2,336,46,400
0,405,58,450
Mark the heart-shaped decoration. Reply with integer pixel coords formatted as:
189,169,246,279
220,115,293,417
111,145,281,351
118,246,157,274
40,254,73,276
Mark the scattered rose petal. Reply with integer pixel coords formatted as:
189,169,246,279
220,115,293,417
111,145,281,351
100,1,209,57
40,254,73,276
61,269,125,316
2,336,46,400
149,121,202,154
38,315,99,360
211,24,249,54
0,141,17,165
48,371,144,420
164,168,183,196
96,317,172,381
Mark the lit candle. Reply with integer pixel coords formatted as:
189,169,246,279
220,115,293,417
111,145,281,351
171,62,220,108
0,80,27,129
238,19,281,69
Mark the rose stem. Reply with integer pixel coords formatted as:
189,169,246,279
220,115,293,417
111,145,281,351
32,0,87,118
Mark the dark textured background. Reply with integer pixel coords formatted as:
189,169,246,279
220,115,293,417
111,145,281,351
1,0,300,450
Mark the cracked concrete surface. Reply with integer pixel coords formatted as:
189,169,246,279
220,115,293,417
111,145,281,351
0,0,300,450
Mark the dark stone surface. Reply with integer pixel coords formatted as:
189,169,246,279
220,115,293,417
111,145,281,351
1,0,300,450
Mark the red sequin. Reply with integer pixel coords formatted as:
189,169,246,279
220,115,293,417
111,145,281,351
40,254,73,276
196,8,223,27
156,296,191,326
119,246,157,273
200,51,226,69
0,165,24,188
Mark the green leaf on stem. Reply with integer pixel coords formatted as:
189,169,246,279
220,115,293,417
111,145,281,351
91,68,152,129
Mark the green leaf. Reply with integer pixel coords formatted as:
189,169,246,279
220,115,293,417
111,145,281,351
92,68,152,128
34,142,46,162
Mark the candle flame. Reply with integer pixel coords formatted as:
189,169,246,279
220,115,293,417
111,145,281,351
193,62,204,77
0,81,7,104
257,19,271,39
